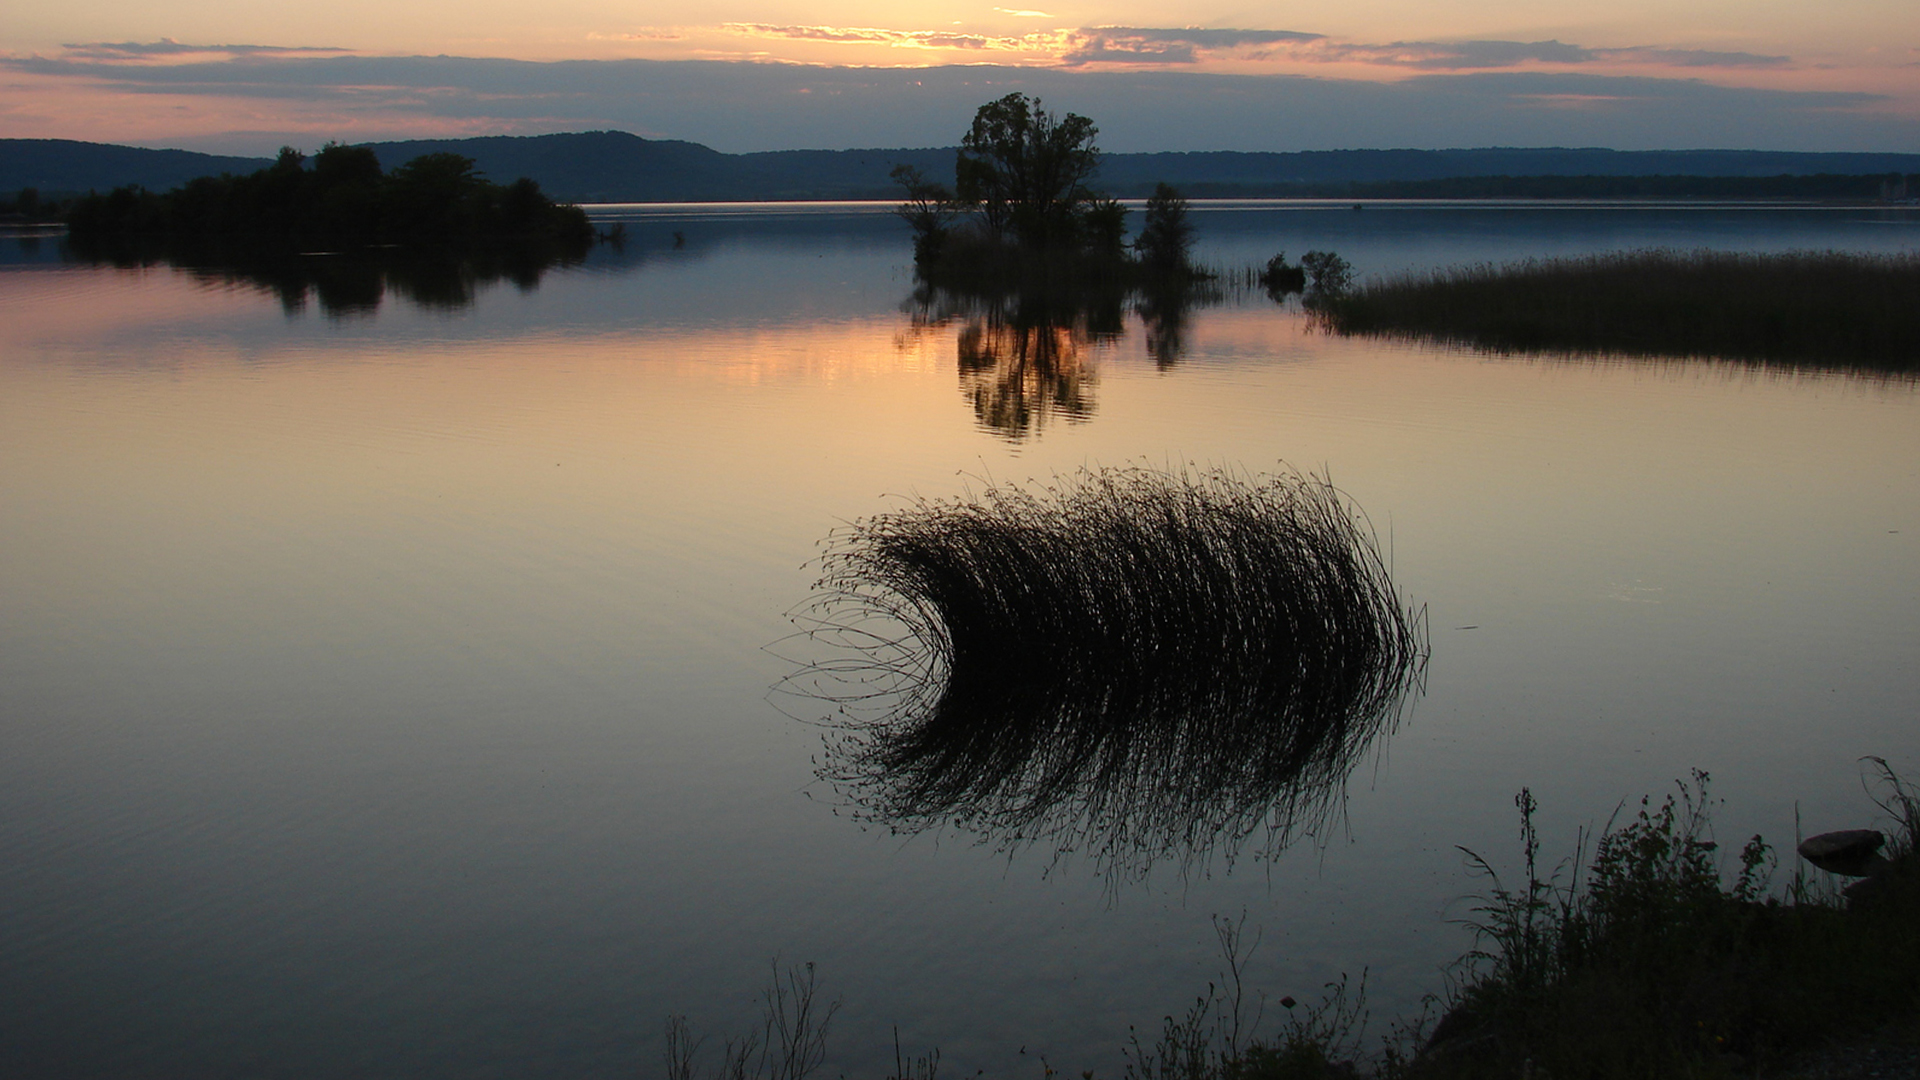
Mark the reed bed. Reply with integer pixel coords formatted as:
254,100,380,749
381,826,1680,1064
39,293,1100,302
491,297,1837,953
777,465,1427,877
1317,248,1920,371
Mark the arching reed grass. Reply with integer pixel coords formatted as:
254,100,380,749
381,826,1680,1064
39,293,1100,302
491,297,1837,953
776,465,1427,878
1317,248,1920,371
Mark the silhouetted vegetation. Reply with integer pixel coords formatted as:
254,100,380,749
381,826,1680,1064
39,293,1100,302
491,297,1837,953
955,93,1110,251
890,163,965,265
898,96,1216,296
892,100,1243,418
664,961,840,1080
1257,253,1308,299
1319,249,1920,371
1,186,72,224
678,763,1915,1077
1105,761,1920,1080
64,143,593,247
64,231,591,315
1126,919,1378,1080
1400,762,1920,1079
1298,252,1354,298
778,466,1426,881
1135,183,1197,276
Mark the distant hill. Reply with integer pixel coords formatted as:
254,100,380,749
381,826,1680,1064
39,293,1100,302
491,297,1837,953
358,135,956,201
0,139,271,195
6,132,1919,203
1093,148,1920,189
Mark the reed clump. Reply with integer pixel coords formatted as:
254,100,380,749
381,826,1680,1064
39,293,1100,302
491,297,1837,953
1317,248,1920,371
779,465,1427,878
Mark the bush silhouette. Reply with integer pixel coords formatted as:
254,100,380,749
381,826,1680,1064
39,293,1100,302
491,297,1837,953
955,93,1105,249
67,146,591,247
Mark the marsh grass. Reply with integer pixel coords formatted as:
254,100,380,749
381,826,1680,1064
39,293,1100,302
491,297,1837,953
776,465,1426,880
664,961,840,1080
1317,249,1920,371
1121,913,1392,1080
1127,761,1920,1080
1409,762,1920,1079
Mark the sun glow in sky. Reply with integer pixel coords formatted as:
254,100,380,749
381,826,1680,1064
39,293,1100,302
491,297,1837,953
3,0,1917,152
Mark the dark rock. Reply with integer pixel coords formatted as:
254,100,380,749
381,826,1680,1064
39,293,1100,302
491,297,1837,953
1841,853,1915,910
1797,829,1886,876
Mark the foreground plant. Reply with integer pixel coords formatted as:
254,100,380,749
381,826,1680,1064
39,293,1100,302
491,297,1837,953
1124,914,1375,1080
664,961,840,1080
780,465,1427,881
1415,762,1920,1079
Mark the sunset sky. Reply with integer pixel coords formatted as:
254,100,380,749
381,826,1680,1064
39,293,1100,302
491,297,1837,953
4,0,1916,154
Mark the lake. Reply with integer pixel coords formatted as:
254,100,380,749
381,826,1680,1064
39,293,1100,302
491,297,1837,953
2,202,1916,1078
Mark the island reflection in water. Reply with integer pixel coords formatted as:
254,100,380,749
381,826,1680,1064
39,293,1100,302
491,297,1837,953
903,275,1231,440
63,233,596,315
778,465,1428,883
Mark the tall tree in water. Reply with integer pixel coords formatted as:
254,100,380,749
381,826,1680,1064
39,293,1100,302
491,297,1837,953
954,93,1102,249
1135,182,1195,275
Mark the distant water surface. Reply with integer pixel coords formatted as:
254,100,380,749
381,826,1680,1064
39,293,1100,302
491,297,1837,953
1,204,1916,1078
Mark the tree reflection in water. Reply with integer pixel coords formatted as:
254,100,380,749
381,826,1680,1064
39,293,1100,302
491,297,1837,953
1137,276,1224,370
63,234,595,315
776,466,1427,885
905,274,1229,440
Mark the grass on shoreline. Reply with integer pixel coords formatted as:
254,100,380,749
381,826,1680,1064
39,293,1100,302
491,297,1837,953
1315,249,1920,372
1137,761,1920,1080
668,761,1919,1080
1404,763,1920,1079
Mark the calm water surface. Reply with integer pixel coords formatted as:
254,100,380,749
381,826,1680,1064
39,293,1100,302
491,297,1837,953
2,204,1917,1078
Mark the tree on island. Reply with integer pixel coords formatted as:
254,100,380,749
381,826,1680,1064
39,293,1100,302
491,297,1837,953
893,92,1126,266
899,94,1230,287
895,95,1242,376
956,93,1104,249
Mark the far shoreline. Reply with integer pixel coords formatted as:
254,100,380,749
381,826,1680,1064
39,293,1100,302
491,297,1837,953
564,195,1919,213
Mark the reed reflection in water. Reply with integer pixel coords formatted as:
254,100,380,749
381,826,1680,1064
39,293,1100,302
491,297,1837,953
779,466,1428,881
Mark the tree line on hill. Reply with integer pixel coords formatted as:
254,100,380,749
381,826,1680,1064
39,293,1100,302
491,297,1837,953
7,134,1920,205
1178,172,1920,200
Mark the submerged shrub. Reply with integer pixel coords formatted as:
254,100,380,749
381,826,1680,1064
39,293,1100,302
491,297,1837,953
778,465,1427,878
1136,183,1196,274
1300,251,1354,297
1259,253,1307,298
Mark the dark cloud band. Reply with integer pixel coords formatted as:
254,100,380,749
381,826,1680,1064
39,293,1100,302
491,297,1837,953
1,52,1901,153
